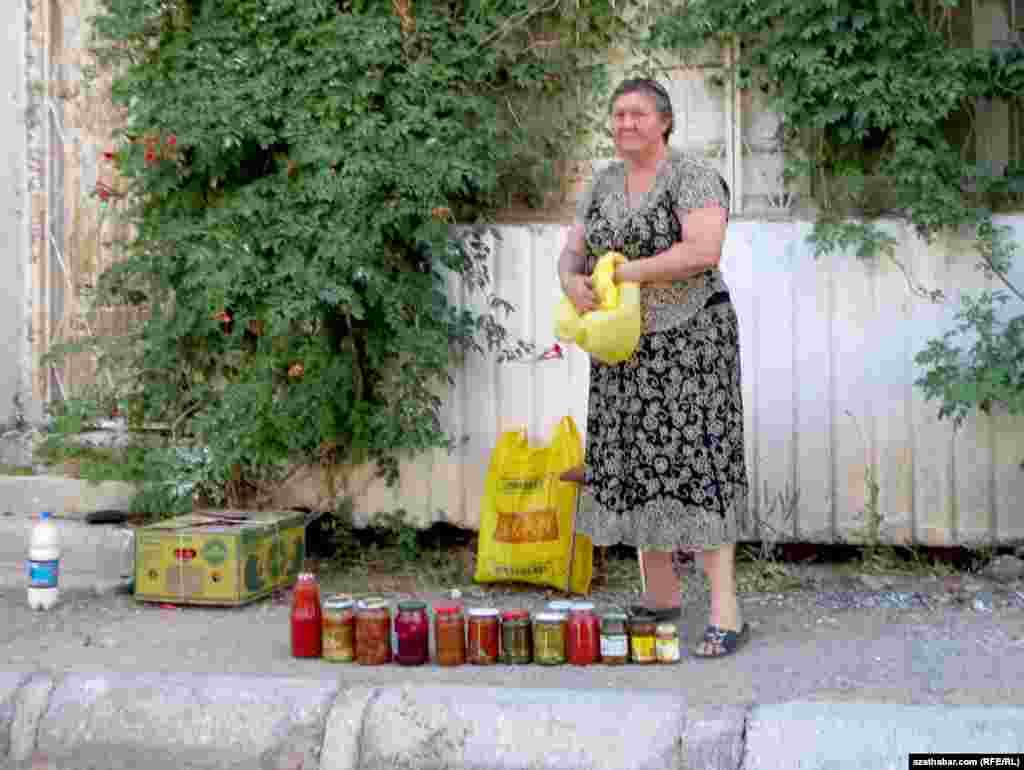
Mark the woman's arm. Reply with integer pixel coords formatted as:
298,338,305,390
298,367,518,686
614,205,727,285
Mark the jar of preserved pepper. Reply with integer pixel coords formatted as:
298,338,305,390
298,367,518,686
394,600,429,666
599,612,629,665
467,608,500,665
321,595,355,663
355,599,391,665
567,603,599,666
532,612,567,665
433,603,466,666
628,614,657,665
656,623,680,664
290,572,323,659
500,609,532,664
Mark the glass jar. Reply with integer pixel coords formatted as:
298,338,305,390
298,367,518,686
656,623,681,664
355,599,391,665
467,608,500,665
599,612,629,665
629,614,657,665
434,603,466,666
395,600,429,666
500,609,532,664
532,612,567,665
567,603,599,666
321,595,355,663
290,572,322,659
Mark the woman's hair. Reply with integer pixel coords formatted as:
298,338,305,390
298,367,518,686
610,78,674,142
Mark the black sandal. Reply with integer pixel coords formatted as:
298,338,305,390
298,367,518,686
693,623,749,659
628,604,681,622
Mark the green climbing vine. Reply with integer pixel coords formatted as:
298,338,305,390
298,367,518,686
649,0,1024,454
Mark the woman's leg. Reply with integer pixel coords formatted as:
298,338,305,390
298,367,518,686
637,549,681,608
695,542,743,655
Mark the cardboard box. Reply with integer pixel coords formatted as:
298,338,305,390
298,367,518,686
134,510,307,606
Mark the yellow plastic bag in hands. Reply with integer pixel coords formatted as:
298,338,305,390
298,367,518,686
554,252,643,365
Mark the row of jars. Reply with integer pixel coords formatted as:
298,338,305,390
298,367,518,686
295,587,680,666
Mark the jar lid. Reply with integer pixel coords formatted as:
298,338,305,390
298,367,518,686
434,603,462,615
501,609,530,621
602,611,628,622
323,596,355,610
357,597,389,610
656,623,678,634
569,602,595,612
467,607,500,617
547,601,573,612
397,600,427,611
534,612,566,623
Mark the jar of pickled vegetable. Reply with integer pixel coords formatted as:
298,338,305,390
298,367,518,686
434,603,466,666
322,595,355,663
395,600,429,666
656,623,680,664
629,614,657,665
467,608,500,665
500,609,532,664
532,612,567,665
567,603,599,666
355,599,391,665
599,612,629,665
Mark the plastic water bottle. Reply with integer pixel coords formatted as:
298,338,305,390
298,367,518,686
27,511,60,610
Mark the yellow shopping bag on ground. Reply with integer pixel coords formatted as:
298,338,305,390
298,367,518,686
474,416,593,595
554,251,643,365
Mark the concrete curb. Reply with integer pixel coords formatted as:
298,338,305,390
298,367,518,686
0,517,133,594
2,672,1024,770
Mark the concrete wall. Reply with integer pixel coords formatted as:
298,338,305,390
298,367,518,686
1,1,35,431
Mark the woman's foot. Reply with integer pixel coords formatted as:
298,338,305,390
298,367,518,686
694,543,744,656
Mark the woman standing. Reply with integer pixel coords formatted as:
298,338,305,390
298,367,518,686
558,78,750,658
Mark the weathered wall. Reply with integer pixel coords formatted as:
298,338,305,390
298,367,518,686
1,2,35,433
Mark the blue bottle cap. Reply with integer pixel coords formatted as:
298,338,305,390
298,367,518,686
40,511,51,520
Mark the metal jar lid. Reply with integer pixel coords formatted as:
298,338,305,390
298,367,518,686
534,612,566,624
323,595,355,611
655,623,678,635
397,600,427,612
501,609,530,621
569,601,596,613
357,597,389,611
467,607,500,617
546,601,573,613
433,603,462,615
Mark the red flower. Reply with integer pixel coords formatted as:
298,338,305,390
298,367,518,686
98,188,110,201
102,151,116,162
213,310,232,323
166,134,177,147
144,149,157,165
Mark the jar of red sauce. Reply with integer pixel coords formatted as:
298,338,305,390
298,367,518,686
467,608,500,665
290,572,322,659
395,600,429,666
567,601,599,665
433,603,466,666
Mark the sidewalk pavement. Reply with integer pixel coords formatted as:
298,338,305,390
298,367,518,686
2,583,1024,770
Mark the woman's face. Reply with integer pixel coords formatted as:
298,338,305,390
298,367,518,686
610,90,669,157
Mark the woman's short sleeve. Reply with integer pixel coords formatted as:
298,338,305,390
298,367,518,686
668,157,730,216
574,177,595,224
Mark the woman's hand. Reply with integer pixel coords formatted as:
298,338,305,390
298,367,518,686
563,273,598,314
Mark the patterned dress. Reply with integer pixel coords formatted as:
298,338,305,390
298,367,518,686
575,150,749,558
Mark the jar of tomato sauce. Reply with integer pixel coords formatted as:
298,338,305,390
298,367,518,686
567,602,599,665
433,603,466,666
290,572,322,659
394,600,429,666
467,608,500,665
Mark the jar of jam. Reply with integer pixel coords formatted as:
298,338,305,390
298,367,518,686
395,600,429,666
434,603,466,666
355,599,391,665
467,608,500,665
599,612,629,665
322,595,355,663
500,609,532,664
567,603,599,666
629,614,657,665
532,612,567,665
290,572,322,659
656,623,680,664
